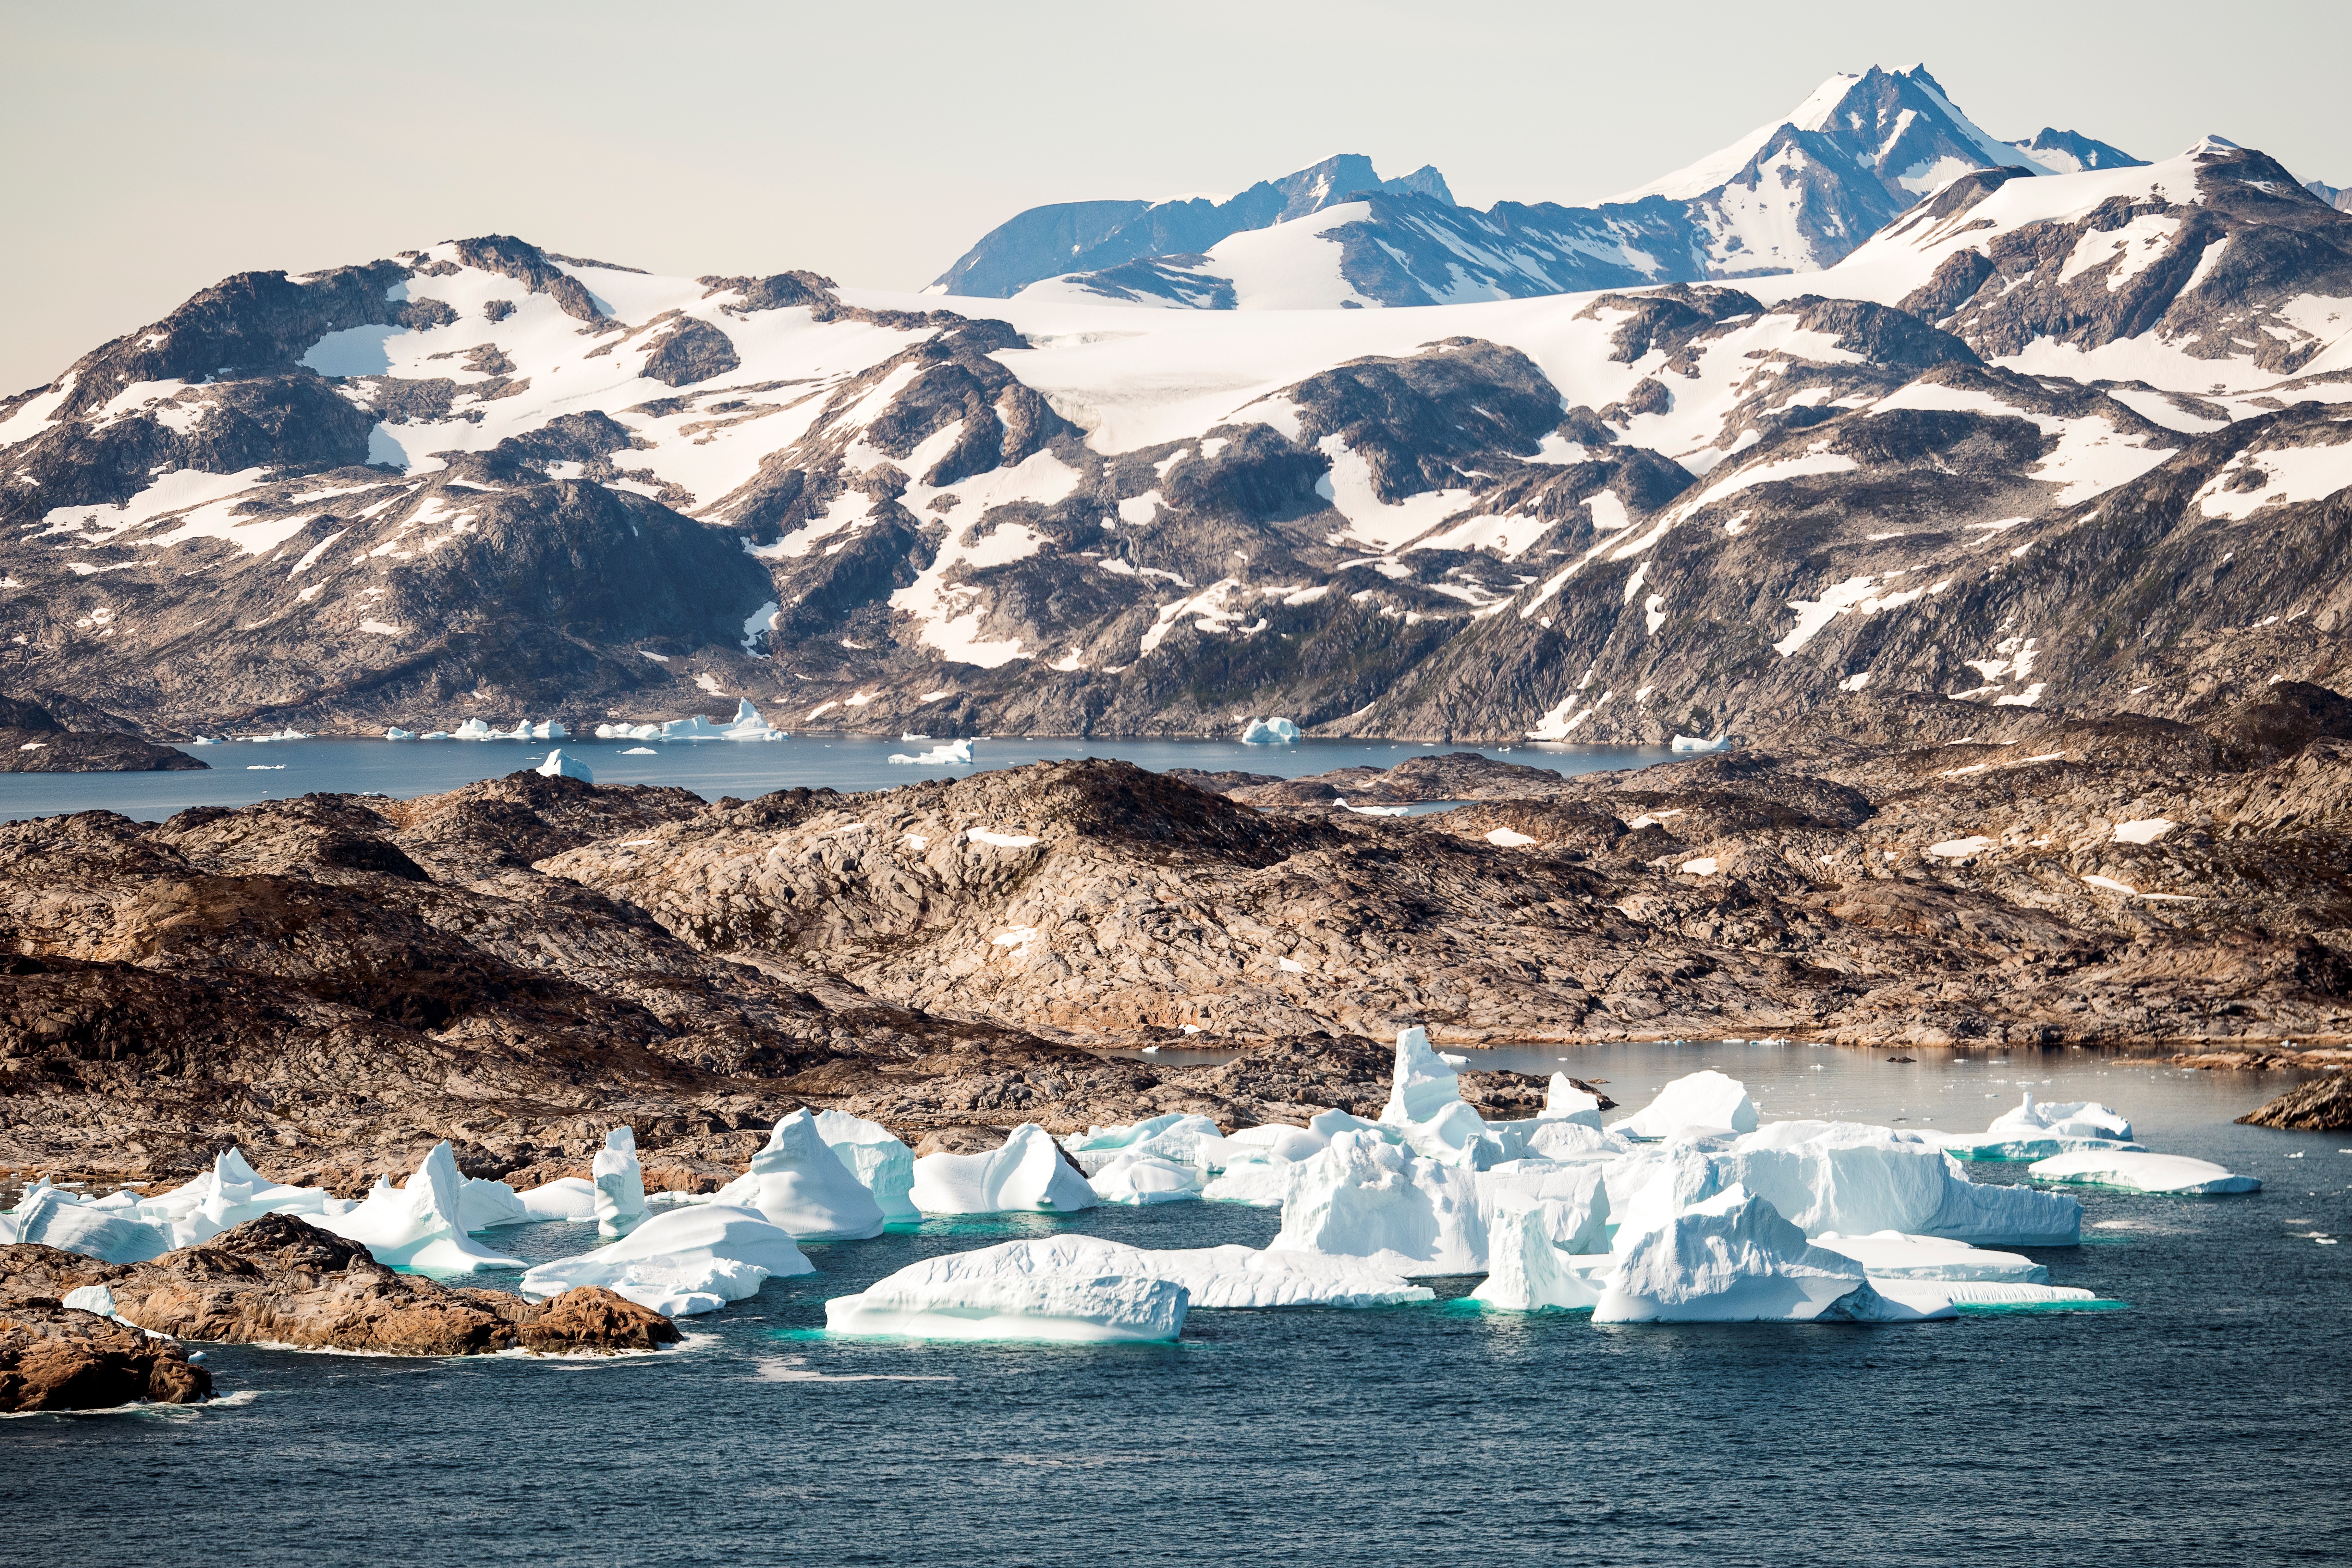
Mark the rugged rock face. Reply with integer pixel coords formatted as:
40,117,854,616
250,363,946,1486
0,1297,211,1411
0,695,207,772
0,705,2347,1177
2237,1074,2352,1130
0,1215,679,1355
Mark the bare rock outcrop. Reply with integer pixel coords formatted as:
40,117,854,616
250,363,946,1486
0,1300,212,1412
2237,1074,2352,1131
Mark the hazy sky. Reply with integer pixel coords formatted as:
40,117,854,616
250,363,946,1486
4,0,2346,391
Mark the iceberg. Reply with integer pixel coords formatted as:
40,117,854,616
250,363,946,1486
384,726,414,740
826,1234,1190,1342
712,1110,888,1239
1478,1160,1611,1255
1541,1074,1605,1128
1063,1112,1224,1175
1088,1152,1202,1205
1809,1230,2049,1283
889,738,974,765
6,1185,177,1264
1271,1131,1487,1276
1870,1280,2113,1314
1594,1185,1944,1323
592,1127,650,1239
535,748,593,781
1193,1120,1333,1173
1240,716,1299,744
1670,733,1731,753
1615,1070,1760,1140
813,1109,920,1222
1381,1025,1465,1126
451,718,493,739
1726,1121,2083,1245
519,1202,812,1317
457,1177,531,1232
311,1142,526,1272
719,699,785,740
2027,1151,2261,1195
63,1283,121,1318
517,1176,601,1220
1200,1161,1303,1206
1470,1192,1608,1311
1935,1093,2143,1160
535,720,567,739
909,1123,1101,1214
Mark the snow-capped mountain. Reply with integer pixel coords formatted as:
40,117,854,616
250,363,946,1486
3,134,2348,746
958,66,2134,313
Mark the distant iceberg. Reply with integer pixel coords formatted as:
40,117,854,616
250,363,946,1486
910,1124,1098,1214
384,727,414,740
1241,716,1299,744
1671,733,1732,753
535,748,593,781
311,1142,526,1273
712,1110,888,1239
825,1234,1189,1342
890,738,974,765
592,699,784,743
2027,1150,2260,1195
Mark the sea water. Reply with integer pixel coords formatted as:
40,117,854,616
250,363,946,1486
0,736,1666,823
5,1044,2347,1566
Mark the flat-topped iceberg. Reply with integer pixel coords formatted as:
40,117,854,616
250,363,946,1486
312,1142,525,1272
889,738,973,764
520,1203,811,1316
1241,716,1299,743
1870,1280,2114,1314
910,1124,1100,1214
1595,1185,1946,1323
713,1110,887,1239
1615,1070,1759,1140
1727,1120,2084,1246
813,1109,919,1222
1935,1093,2143,1160
826,1234,1189,1342
1810,1231,2049,1283
2028,1151,2261,1195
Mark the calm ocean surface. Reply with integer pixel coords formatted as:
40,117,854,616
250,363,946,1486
6,1044,2348,1567
0,735,1668,823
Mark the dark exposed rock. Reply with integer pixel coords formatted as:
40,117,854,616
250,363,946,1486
0,696,207,772
2236,1073,2352,1130
0,1298,212,1412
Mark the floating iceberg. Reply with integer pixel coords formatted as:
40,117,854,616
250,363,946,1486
813,1109,920,1223
2027,1151,2261,1195
451,718,493,739
1615,1070,1760,1140
718,699,785,740
1479,1160,1612,1255
1193,1120,1334,1174
1935,1094,2143,1160
889,738,974,765
1064,1112,1225,1174
1870,1280,2114,1314
1594,1185,1943,1323
1470,1191,1608,1312
384,727,414,740
1200,1161,1303,1206
517,1176,601,1220
1724,1121,2082,1245
1381,1025,1464,1126
312,1142,525,1272
519,1202,812,1316
1271,1131,1487,1276
620,745,658,755
457,1177,531,1232
1241,716,1299,744
826,1234,1190,1342
243,727,313,742
910,1124,1100,1214
535,748,593,781
5,1185,177,1264
593,1127,649,1239
1088,1152,1202,1205
1542,1074,1605,1128
1670,733,1732,753
1810,1230,2048,1283
712,1110,887,1239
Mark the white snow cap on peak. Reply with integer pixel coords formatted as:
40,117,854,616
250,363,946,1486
1379,1025,1462,1125
2186,134,2243,155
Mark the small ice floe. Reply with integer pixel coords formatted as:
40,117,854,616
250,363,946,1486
245,764,285,770
711,1110,887,1240
519,1204,812,1317
312,1142,526,1272
910,1124,1099,1214
620,746,657,755
384,727,414,740
890,738,974,765
1240,716,1299,744
1088,1153,1203,1206
243,728,312,742
1670,733,1731,753
1808,1231,2049,1284
2028,1151,2261,1195
535,748,593,781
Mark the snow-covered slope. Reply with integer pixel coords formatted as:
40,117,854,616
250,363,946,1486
5,133,2350,744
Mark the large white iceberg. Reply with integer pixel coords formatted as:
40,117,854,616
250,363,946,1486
712,1110,887,1239
535,748,593,781
592,1127,649,1239
1935,1093,2144,1160
909,1124,1101,1215
312,1142,525,1272
1271,1131,1487,1276
1063,1112,1225,1175
519,1202,812,1316
1594,1185,1943,1323
1088,1152,1201,1205
1615,1070,1760,1140
1716,1121,2083,1246
5,1185,177,1264
813,1109,920,1222
1542,1074,1605,1128
1241,716,1299,744
1469,1192,1608,1312
457,1177,530,1232
517,1176,601,1220
2027,1151,2261,1195
825,1234,1189,1342
1380,1025,1463,1126
889,738,974,765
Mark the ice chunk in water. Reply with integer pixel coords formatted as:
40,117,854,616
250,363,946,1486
1615,1070,1759,1139
1541,1074,1604,1128
910,1124,1100,1214
520,1203,811,1317
1470,1191,1607,1312
312,1142,525,1272
535,748,593,781
516,1176,600,1220
7,1186,177,1264
2027,1151,2261,1195
1088,1152,1201,1205
457,1177,531,1232
712,1110,887,1239
1381,1025,1466,1127
1996,1092,2132,1142
1595,1185,1944,1323
1271,1130,1487,1275
592,1128,649,1239
1240,716,1299,744
826,1234,1189,1342
1810,1230,2048,1283
813,1109,920,1222
1063,1112,1224,1174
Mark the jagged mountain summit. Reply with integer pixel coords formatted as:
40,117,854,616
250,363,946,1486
953,66,2135,313
1,134,2347,747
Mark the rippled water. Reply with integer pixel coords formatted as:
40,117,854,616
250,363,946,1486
7,1045,2348,1566
0,736,1665,823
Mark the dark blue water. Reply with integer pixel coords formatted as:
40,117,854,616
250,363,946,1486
7,1045,2348,1566
0,736,1664,823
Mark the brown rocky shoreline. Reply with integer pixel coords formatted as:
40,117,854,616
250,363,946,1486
1,686,2348,1188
